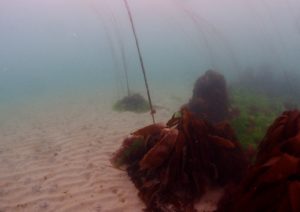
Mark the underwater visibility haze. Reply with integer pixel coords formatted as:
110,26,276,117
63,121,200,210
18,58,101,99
1,0,300,109
1,0,300,211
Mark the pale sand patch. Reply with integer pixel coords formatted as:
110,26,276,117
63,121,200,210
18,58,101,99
0,92,220,212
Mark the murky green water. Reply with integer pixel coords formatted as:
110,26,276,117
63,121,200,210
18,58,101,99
1,0,300,123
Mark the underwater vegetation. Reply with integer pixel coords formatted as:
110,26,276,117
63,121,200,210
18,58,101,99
108,0,157,118
113,93,150,113
111,108,248,211
186,69,284,150
109,0,156,120
227,64,300,151
123,0,155,122
217,110,300,212
111,70,247,211
111,70,300,211
186,70,230,123
229,88,283,149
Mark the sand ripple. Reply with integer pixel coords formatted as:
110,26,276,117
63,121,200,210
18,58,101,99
0,101,218,211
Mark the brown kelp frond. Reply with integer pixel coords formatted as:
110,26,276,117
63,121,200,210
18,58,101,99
208,135,236,149
111,108,248,211
139,128,179,170
217,110,300,212
110,135,145,169
111,123,166,169
257,110,300,163
132,123,166,137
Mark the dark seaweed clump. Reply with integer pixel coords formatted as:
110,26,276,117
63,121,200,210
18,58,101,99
217,110,300,212
111,70,300,211
111,108,248,212
187,70,230,123
113,93,150,113
111,71,248,211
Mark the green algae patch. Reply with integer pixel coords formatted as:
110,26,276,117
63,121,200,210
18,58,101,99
229,89,284,148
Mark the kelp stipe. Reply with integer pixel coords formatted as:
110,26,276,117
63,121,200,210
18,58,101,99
90,0,151,113
123,0,155,124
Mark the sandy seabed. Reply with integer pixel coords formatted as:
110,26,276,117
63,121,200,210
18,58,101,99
0,91,221,212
